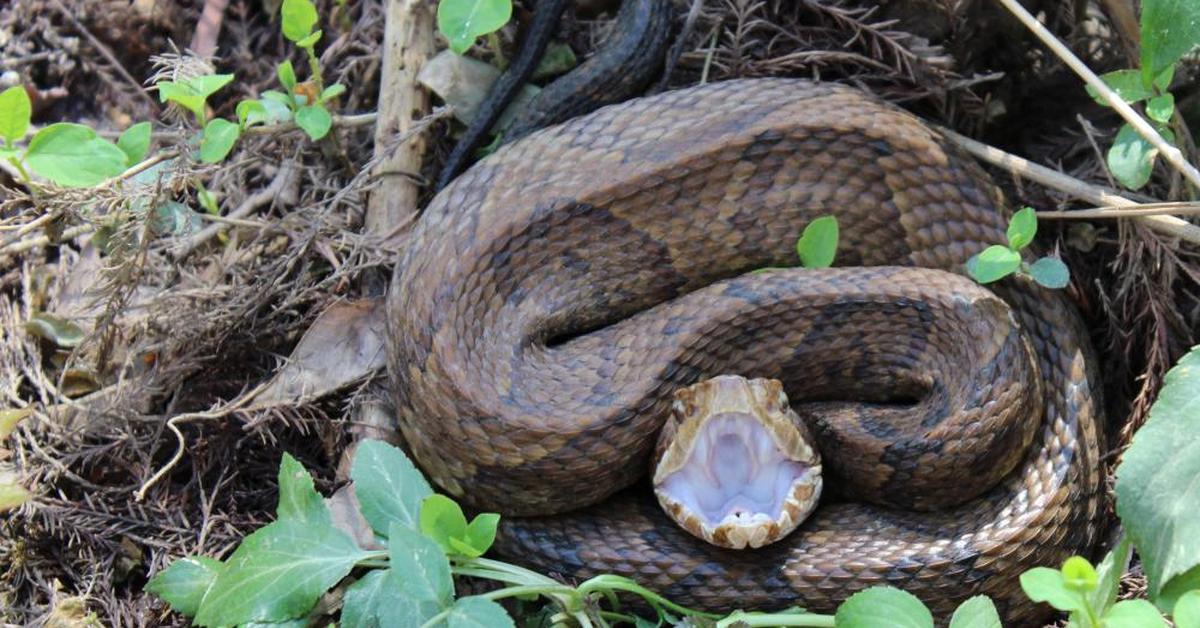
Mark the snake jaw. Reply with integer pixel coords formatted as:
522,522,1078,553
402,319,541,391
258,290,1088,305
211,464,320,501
653,376,823,549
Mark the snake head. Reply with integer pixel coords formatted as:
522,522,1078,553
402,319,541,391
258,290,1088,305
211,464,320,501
652,375,822,550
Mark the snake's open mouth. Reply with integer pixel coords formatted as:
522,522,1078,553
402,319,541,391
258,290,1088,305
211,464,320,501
653,377,823,549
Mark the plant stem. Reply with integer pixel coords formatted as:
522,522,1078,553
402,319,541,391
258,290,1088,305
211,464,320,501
994,0,1200,194
7,156,31,182
304,46,324,91
715,614,837,628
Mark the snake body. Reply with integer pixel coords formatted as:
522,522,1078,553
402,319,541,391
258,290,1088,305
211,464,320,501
386,79,1105,623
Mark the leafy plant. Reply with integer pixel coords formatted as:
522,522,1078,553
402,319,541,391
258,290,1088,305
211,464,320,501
1085,0,1200,189
437,0,513,55
797,215,839,268
965,207,1069,288
0,85,130,187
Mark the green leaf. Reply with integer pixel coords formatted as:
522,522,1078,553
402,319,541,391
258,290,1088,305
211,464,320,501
192,518,369,626
796,216,839,268
440,596,515,628
350,439,433,537
1029,257,1070,289
437,0,513,55
319,83,346,103
1087,70,1156,106
1116,346,1200,610
187,74,235,100
24,312,85,347
1140,0,1200,84
1174,590,1200,628
281,0,319,43
145,556,224,618
966,245,1021,284
1062,556,1099,593
157,81,207,120
117,121,152,166
296,30,322,49
834,587,933,628
0,84,32,142
1162,570,1200,616
237,99,269,128
276,453,332,527
948,596,1001,628
463,512,500,556
152,200,204,236
196,183,220,215
295,105,332,140
25,123,127,187
1006,206,1037,250
1020,567,1088,614
1148,93,1176,124
259,92,295,121
420,494,468,553
387,522,453,619
0,407,32,440
1102,599,1167,628
0,481,29,511
199,118,240,163
342,569,423,628
277,60,298,92
1089,537,1133,616
1107,123,1168,190
530,41,578,81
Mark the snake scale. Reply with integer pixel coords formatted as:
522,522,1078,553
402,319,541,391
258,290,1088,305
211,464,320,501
385,78,1106,624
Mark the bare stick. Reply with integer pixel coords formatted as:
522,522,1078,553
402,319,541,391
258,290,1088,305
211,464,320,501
1038,202,1200,219
995,0,1200,192
941,127,1200,245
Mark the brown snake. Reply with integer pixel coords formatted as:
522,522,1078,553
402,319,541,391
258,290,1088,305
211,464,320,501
385,79,1106,624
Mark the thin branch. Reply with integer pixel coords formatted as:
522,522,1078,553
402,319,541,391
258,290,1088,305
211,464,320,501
1038,202,1200,219
995,0,1200,193
940,127,1200,245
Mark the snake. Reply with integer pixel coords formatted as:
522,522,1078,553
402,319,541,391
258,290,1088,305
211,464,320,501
385,78,1106,624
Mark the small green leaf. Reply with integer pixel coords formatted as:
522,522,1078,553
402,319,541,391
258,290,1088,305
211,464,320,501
196,184,220,215
116,121,152,166
1087,69,1155,106
796,216,839,268
236,99,269,128
388,522,453,619
1089,537,1133,615
463,512,500,555
192,518,369,626
1108,123,1166,190
437,0,513,55
834,587,933,628
531,41,578,80
1006,206,1037,250
296,30,322,49
281,0,319,43
1140,0,1200,84
0,84,32,142
419,494,468,553
1148,93,1176,124
145,556,224,618
1062,556,1099,593
350,439,433,537
199,118,240,163
0,481,30,511
1174,590,1200,628
157,81,207,120
25,123,127,187
1102,599,1167,628
259,93,295,122
319,83,346,103
0,407,32,440
1020,566,1089,614
152,201,204,236
1029,257,1070,289
276,453,332,527
277,61,298,92
187,74,236,100
442,596,515,628
295,105,332,140
966,245,1021,284
948,596,1002,628
24,312,85,347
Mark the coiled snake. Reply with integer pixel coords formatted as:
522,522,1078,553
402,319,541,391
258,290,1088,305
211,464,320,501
385,79,1105,624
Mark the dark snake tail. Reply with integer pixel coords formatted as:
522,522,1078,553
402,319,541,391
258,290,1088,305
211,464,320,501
435,0,673,191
